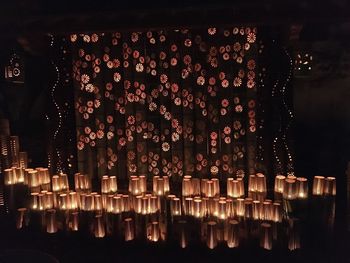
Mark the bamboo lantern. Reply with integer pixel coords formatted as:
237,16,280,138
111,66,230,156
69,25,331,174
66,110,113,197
209,198,219,217
30,192,39,210
4,168,16,185
324,177,336,196
170,197,181,216
122,194,131,212
274,175,286,193
84,194,94,211
260,223,272,250
206,180,215,198
134,195,143,214
44,192,54,209
106,194,114,213
193,198,203,218
37,168,51,187
283,178,297,200
288,218,301,251
206,221,218,249
236,198,245,217
237,178,245,197
141,195,150,215
272,202,282,222
139,175,147,193
182,177,192,197
226,220,239,248
227,178,241,198
263,200,273,221
178,220,188,248
157,177,165,196
69,192,79,209
24,168,34,185
252,200,262,220
201,178,208,196
248,174,257,192
218,199,227,220
94,215,105,238
94,194,102,211
101,176,110,194
148,221,160,242
192,178,201,196
212,178,220,196
58,193,69,210
124,217,135,241
52,175,61,192
163,176,170,194
112,195,123,214
74,173,80,191
312,176,325,195
150,195,159,213
18,151,28,169
152,176,159,195
183,197,194,215
109,176,118,193
70,212,79,231
79,174,91,191
296,177,308,199
256,173,267,193
46,209,58,234
244,198,253,219
16,208,27,229
226,198,234,218
15,167,24,183
59,173,69,191
130,177,140,195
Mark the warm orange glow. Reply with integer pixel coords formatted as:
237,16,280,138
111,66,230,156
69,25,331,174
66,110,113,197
46,209,58,234
324,177,336,196
312,176,325,195
124,217,135,241
206,221,218,249
260,222,272,250
283,178,297,200
274,175,286,193
296,177,308,198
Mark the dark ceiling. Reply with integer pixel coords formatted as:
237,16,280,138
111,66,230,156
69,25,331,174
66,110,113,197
0,0,349,35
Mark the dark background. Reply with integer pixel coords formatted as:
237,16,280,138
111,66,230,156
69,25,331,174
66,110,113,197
0,0,349,262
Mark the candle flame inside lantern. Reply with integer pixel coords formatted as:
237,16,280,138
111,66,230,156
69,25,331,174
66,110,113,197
312,176,325,195
296,177,308,198
274,175,286,193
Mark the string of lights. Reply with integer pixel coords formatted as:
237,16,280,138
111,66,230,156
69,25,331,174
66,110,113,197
281,48,294,174
49,34,63,173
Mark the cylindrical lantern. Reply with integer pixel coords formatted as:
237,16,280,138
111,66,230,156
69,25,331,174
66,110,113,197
182,177,192,197
206,221,218,249
324,177,336,196
226,219,239,248
124,217,135,241
109,176,118,193
170,197,181,216
52,175,61,192
274,175,285,193
256,173,267,193
283,178,297,200
296,177,308,199
101,176,110,194
312,176,325,195
260,223,272,250
148,221,160,242
94,215,105,238
46,209,58,234
236,198,245,217
248,174,257,192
